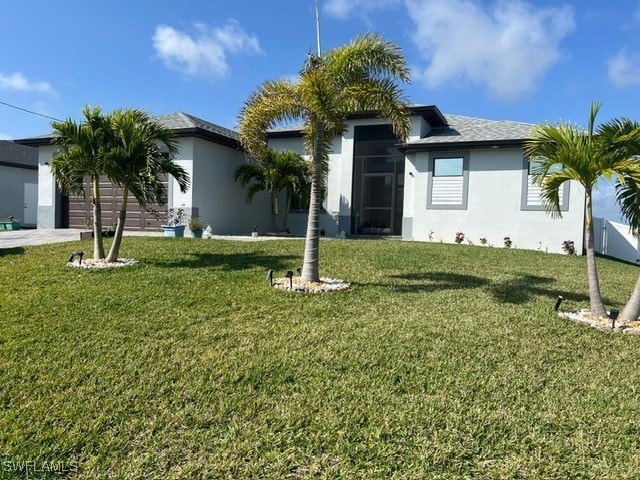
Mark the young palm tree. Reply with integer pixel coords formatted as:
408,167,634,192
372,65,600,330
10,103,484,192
234,149,308,232
104,109,190,262
524,102,640,318
608,122,640,320
50,106,112,260
239,33,410,282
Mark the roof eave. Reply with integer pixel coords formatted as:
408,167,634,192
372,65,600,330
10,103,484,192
398,139,526,152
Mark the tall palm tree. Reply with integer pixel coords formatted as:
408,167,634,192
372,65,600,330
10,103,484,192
234,149,308,232
524,102,640,318
105,109,190,262
239,33,411,282
608,122,640,320
50,106,112,260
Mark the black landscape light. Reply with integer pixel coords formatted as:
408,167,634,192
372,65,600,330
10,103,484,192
266,269,274,287
296,268,301,277
609,309,619,330
553,296,564,312
68,250,84,265
285,270,294,289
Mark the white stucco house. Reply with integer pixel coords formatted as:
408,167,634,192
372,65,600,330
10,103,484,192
18,113,271,234
268,105,584,253
0,140,38,228
17,105,585,253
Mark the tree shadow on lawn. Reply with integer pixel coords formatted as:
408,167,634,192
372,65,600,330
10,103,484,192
148,251,299,272
0,247,25,257
381,271,594,305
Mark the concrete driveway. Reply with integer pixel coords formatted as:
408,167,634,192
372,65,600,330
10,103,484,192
0,229,163,249
0,229,300,249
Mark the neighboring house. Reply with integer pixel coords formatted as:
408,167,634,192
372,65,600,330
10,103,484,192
17,105,585,252
268,105,585,253
0,140,38,227
16,113,270,234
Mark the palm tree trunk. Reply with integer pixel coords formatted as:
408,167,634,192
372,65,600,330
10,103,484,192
620,274,640,321
271,193,278,232
584,188,607,317
92,175,105,260
105,187,128,263
281,192,292,232
301,123,324,283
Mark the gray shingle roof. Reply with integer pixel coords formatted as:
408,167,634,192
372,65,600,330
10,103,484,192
16,112,240,148
153,112,239,142
406,114,535,148
0,140,38,168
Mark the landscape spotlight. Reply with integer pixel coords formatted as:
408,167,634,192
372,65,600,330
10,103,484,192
285,270,294,289
553,295,564,312
609,309,619,330
266,269,274,287
68,250,84,265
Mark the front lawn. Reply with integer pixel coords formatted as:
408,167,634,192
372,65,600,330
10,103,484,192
1,238,639,479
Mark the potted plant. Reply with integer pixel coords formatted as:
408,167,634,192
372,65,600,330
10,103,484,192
0,216,21,230
80,218,93,240
162,208,186,237
188,215,203,238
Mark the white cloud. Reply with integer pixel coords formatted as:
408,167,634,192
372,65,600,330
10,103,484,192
0,72,53,93
152,19,263,78
406,0,575,101
0,131,12,140
608,47,640,88
324,0,400,19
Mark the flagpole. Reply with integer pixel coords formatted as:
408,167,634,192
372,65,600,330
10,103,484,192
315,0,321,55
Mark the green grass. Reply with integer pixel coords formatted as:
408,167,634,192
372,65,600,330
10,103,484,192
1,237,640,479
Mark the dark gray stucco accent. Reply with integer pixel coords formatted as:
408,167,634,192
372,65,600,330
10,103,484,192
402,217,413,239
520,157,570,212
338,215,350,236
426,151,469,210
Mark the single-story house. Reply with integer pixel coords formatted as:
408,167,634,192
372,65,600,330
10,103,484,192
0,140,38,227
268,105,584,253
17,113,271,234
17,105,585,253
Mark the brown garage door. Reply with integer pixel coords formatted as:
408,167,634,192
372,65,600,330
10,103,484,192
66,176,168,231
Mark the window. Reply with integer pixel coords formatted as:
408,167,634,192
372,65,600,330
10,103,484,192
521,157,570,211
427,153,469,209
434,157,464,177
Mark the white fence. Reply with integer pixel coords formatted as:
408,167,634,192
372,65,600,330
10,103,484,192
593,217,640,265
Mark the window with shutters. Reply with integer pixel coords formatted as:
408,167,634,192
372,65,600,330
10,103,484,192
427,152,469,210
521,158,569,211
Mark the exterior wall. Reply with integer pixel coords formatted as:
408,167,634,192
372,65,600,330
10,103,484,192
404,147,585,254
189,137,271,235
36,145,59,229
0,164,37,225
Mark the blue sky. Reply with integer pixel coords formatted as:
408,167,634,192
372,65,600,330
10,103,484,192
2,0,640,219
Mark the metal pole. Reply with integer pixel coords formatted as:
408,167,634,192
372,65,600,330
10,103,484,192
315,0,321,55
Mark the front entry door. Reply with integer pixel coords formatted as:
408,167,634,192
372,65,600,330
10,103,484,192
360,173,394,235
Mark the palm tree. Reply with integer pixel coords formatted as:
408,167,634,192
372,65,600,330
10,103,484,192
234,148,308,232
239,33,410,282
608,122,640,320
524,102,640,318
104,109,190,262
50,106,112,260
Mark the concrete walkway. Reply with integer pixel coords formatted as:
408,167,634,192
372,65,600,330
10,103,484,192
0,229,302,249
